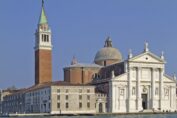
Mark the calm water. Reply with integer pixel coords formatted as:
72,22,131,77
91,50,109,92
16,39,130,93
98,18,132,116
1,114,177,118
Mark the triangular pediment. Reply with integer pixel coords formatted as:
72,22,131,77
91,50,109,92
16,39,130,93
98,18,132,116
129,52,165,64
112,73,127,81
163,75,176,83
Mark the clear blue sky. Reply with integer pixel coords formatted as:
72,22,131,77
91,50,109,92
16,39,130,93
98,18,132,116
0,0,177,89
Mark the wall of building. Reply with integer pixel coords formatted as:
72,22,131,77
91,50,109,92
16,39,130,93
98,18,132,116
35,49,52,85
50,85,96,114
108,60,177,113
64,67,100,84
25,87,51,113
3,91,26,114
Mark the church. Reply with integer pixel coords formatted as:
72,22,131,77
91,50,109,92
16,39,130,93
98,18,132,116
108,43,177,113
68,35,177,113
1,0,177,115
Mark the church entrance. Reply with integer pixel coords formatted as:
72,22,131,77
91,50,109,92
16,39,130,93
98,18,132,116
99,103,103,113
142,94,147,109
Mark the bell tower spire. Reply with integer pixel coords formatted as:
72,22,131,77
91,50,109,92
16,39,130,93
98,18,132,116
39,0,48,25
34,0,52,85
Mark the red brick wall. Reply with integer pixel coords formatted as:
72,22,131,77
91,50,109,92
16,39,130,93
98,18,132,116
35,49,52,85
95,59,120,66
64,67,100,84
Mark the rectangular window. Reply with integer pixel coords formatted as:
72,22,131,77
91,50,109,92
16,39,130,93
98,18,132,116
79,95,82,100
87,89,90,93
47,35,49,42
57,103,60,109
57,89,60,93
79,102,82,109
87,95,90,100
49,103,50,109
66,89,68,93
66,103,69,109
155,88,159,95
44,35,47,42
42,34,44,41
66,95,68,100
87,102,90,108
57,95,60,100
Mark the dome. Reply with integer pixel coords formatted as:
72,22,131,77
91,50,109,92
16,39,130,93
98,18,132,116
94,37,122,65
94,47,122,62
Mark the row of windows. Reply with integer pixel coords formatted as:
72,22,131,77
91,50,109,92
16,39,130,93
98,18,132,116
27,89,50,97
5,94,23,100
120,87,160,96
57,95,90,100
57,89,90,93
57,102,90,109
40,103,50,109
41,34,49,42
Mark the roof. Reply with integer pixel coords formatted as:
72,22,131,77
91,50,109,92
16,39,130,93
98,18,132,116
39,4,48,24
94,47,122,62
26,81,94,92
64,63,102,68
3,81,95,96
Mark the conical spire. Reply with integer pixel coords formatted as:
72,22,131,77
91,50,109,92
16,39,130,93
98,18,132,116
39,0,48,25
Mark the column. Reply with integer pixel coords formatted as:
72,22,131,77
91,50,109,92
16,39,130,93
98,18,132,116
170,86,172,108
136,67,142,111
151,68,155,109
128,67,133,112
114,85,116,111
128,67,132,112
173,87,176,109
118,87,120,110
108,82,112,112
159,68,164,110
115,85,117,111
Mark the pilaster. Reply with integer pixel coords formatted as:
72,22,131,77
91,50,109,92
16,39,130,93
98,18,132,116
136,67,142,111
159,68,164,110
151,68,155,109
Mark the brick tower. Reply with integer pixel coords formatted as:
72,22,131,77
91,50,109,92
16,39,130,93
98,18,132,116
34,0,52,85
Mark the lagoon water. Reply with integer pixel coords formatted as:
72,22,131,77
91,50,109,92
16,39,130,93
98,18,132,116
1,114,177,118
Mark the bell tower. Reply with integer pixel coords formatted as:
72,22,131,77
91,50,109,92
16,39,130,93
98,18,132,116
34,0,52,85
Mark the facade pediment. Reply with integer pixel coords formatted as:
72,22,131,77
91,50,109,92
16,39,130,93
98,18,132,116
129,52,165,64
112,73,127,81
163,75,175,83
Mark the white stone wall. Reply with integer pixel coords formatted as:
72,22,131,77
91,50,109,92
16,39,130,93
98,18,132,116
109,51,177,113
25,87,51,113
50,85,96,114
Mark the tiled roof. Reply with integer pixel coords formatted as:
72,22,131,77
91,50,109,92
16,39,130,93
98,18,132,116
64,63,102,68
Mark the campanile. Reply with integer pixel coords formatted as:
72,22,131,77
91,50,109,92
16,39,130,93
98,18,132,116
34,0,52,85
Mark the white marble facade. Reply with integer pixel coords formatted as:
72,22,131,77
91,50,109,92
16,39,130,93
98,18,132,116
109,43,176,113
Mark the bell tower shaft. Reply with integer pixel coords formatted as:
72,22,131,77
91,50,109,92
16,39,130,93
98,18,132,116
35,0,52,85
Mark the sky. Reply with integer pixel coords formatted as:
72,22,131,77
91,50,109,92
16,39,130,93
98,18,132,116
0,0,177,89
